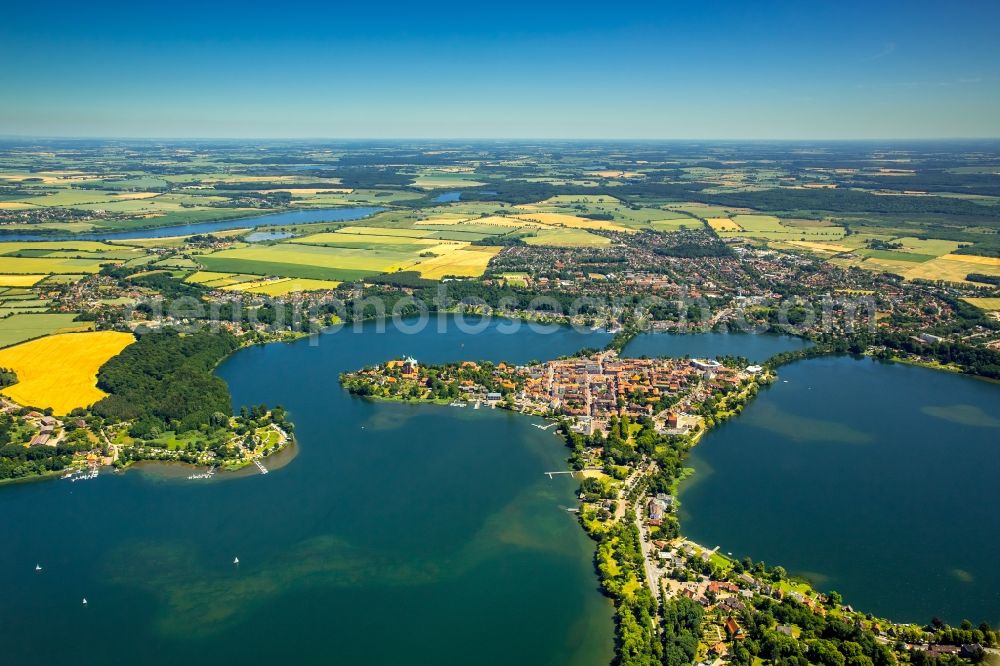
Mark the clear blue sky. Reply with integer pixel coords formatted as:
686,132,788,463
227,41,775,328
2,0,999,139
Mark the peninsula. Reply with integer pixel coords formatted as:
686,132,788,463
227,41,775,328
340,352,998,666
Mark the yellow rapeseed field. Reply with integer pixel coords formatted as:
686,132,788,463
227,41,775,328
408,246,502,279
512,212,632,232
0,274,48,287
0,331,135,413
707,218,741,231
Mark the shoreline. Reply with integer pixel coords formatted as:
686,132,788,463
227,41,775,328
121,436,299,481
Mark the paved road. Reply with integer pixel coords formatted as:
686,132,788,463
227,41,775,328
633,501,661,598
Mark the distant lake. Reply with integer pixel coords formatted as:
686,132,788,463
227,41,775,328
0,207,382,242
681,356,1000,625
432,191,462,203
0,318,614,665
623,331,811,362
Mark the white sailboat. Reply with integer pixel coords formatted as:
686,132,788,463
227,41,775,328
82,598,88,606
34,564,42,572
233,556,240,565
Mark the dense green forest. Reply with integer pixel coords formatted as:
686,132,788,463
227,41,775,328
92,329,239,435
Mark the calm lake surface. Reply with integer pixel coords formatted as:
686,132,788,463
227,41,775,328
623,331,811,361
0,319,614,665
0,207,381,242
681,356,1000,625
4,327,998,664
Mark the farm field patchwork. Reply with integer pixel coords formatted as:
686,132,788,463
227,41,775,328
514,195,693,230
0,331,135,413
198,243,404,281
222,278,343,296
903,254,1000,283
717,214,847,240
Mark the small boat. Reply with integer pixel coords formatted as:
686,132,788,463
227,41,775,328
35,564,42,572
82,598,88,606
233,557,239,565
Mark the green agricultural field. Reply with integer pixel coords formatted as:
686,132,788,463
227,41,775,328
0,221,99,233
0,256,112,274
423,229,499,241
0,241,128,253
152,256,200,269
651,218,703,232
18,189,125,207
663,202,746,219
198,244,400,281
334,226,436,238
414,222,517,236
719,214,847,240
410,173,487,190
290,232,438,254
523,228,611,247
856,249,936,263
516,195,697,230
889,237,962,256
38,274,87,285
0,313,91,348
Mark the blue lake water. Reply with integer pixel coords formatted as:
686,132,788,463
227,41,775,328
0,207,382,242
0,319,614,665
623,331,811,362
681,356,1000,625
2,323,998,664
432,191,462,203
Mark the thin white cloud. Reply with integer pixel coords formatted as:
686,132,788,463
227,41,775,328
860,42,896,63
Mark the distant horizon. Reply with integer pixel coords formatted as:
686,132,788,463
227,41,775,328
3,135,1000,143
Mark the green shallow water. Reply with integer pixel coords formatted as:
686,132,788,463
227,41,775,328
681,356,1000,626
0,319,614,665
